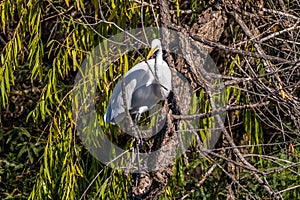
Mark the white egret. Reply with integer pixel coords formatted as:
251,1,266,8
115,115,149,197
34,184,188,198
104,39,172,124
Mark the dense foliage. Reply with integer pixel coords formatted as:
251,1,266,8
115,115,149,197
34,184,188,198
0,0,299,199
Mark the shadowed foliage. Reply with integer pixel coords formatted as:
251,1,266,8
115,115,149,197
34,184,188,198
0,0,299,199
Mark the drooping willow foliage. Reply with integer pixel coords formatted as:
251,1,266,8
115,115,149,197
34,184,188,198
0,0,299,199
1,1,154,198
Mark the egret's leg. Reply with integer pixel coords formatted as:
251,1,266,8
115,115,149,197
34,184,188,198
134,112,143,144
133,112,143,176
135,139,141,182
134,112,141,124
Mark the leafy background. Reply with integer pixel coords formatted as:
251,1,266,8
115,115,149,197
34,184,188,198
0,0,299,199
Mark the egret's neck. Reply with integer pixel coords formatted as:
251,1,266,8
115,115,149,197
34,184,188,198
155,49,163,78
155,49,163,66
154,49,165,83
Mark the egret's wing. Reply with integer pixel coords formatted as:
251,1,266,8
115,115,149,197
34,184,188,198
105,60,155,123
130,83,163,113
104,58,173,123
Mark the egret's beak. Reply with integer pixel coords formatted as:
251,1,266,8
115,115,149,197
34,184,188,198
146,46,157,60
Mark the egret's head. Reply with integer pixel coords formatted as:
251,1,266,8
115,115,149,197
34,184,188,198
146,39,162,60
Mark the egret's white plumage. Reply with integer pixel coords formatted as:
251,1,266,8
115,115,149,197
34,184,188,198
104,39,172,124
